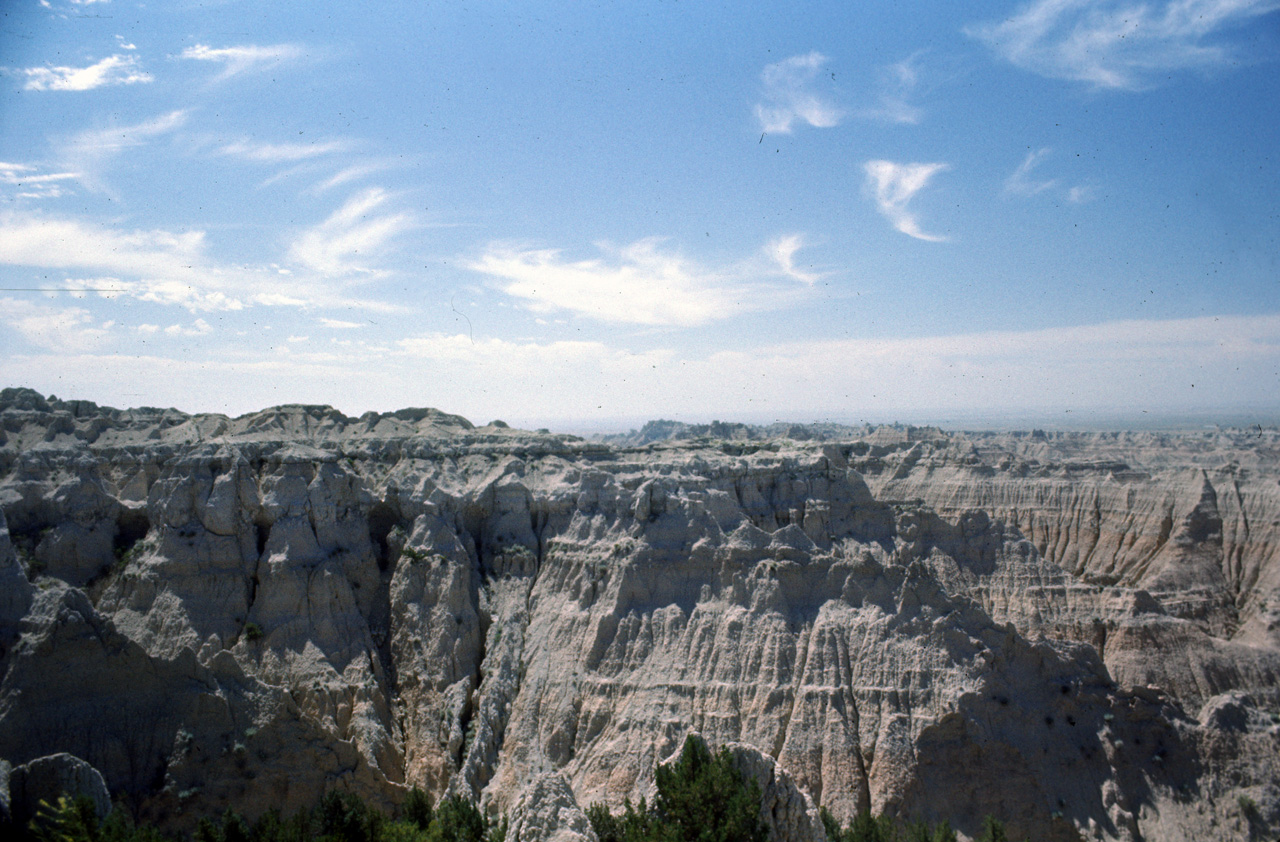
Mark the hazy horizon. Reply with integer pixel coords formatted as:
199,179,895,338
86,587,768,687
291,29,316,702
6,384,1280,438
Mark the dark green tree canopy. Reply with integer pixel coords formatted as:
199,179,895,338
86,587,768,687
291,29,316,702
587,736,767,842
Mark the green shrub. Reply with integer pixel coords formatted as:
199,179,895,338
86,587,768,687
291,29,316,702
250,808,313,842
929,820,956,842
221,809,252,842
488,814,507,842
820,807,842,842
974,815,1009,842
404,787,433,831
99,808,169,842
28,795,97,842
424,795,485,842
587,803,622,842
1238,794,1259,818
380,821,429,842
653,736,767,842
244,622,264,642
845,810,896,842
196,816,220,842
317,790,381,842
400,546,429,564
589,736,766,842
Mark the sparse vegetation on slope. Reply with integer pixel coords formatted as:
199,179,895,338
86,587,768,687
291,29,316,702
11,788,503,842
588,736,1016,842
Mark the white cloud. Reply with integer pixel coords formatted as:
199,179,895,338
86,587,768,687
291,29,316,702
163,319,213,336
396,332,672,369
0,209,412,314
766,234,820,284
754,52,841,134
468,237,811,327
180,43,304,80
57,110,186,194
0,213,203,274
1005,148,1059,196
63,110,186,157
0,298,112,351
319,317,365,329
19,54,150,91
864,53,926,124
288,188,413,277
0,212,252,311
1067,184,1096,203
1005,148,1095,203
59,277,131,299
967,0,1280,90
863,160,950,242
313,162,388,193
218,139,348,163
0,162,80,199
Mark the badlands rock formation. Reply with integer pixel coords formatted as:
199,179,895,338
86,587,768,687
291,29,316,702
0,389,1277,841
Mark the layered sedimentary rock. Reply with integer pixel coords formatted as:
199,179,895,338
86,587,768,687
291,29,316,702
0,389,1277,842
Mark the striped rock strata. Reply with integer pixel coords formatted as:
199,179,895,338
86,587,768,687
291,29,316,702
0,390,1277,842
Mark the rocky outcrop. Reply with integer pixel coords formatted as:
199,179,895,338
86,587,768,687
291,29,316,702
723,742,825,842
0,389,1277,841
6,753,111,826
506,773,597,842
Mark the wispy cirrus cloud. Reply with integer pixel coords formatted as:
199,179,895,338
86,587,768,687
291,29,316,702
312,162,392,193
1005,148,1094,202
864,53,926,124
967,0,1280,90
218,138,349,163
469,237,813,327
180,43,304,80
288,188,413,277
64,110,186,156
0,162,80,199
754,52,841,134
17,54,151,91
863,160,949,242
57,110,186,194
1005,148,1059,196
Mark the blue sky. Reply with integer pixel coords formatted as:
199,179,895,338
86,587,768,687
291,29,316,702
1,0,1277,429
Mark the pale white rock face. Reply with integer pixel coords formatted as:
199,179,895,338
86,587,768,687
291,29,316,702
0,390,1278,842
506,772,597,842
